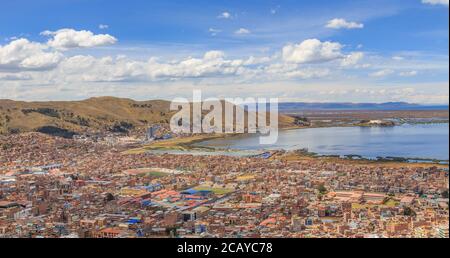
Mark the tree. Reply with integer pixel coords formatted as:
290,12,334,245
318,184,328,195
104,193,115,202
166,226,178,238
441,190,449,199
417,189,424,197
1,144,9,151
403,207,416,217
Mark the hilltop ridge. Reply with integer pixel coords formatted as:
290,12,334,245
0,97,174,136
0,97,297,137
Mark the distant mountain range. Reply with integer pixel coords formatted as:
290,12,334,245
278,102,449,112
1,97,447,137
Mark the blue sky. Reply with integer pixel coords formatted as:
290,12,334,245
0,0,448,103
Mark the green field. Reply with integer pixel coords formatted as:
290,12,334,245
141,171,170,178
352,199,400,210
123,134,222,154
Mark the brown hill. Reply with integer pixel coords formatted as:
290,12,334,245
0,97,296,137
0,97,173,136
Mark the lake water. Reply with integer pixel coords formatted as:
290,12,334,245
196,123,449,160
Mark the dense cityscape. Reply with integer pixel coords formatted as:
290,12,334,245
1,132,448,238
1,0,449,244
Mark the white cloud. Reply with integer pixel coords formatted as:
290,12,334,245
209,28,221,36
0,73,32,80
243,56,272,65
282,39,344,64
60,55,147,82
341,52,364,66
399,70,418,77
285,68,330,79
218,12,231,19
264,62,330,80
99,24,109,30
38,47,322,84
54,50,253,83
326,18,364,29
203,50,225,60
235,28,251,35
369,69,394,77
42,28,117,50
2,28,446,104
422,0,449,6
265,63,298,75
392,56,404,60
0,38,62,71
148,50,248,79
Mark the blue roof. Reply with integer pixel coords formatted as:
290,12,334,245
181,189,199,195
126,219,141,224
141,200,152,206
198,190,213,194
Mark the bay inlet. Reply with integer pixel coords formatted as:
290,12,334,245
195,123,449,161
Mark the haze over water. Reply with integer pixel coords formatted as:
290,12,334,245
198,124,449,160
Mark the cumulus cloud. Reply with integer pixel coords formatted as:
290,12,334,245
392,56,404,60
42,28,117,50
47,48,327,84
203,50,225,60
0,38,62,71
369,69,394,77
218,12,232,19
265,63,299,75
54,50,254,83
243,56,273,65
148,50,248,79
282,39,344,64
0,29,364,84
341,52,364,67
326,18,364,29
59,55,147,82
235,28,251,35
399,70,418,77
0,73,32,80
284,68,330,79
264,63,330,80
2,26,446,104
422,0,449,6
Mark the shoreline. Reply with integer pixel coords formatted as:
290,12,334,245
124,123,449,168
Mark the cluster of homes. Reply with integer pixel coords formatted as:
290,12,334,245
0,132,448,238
